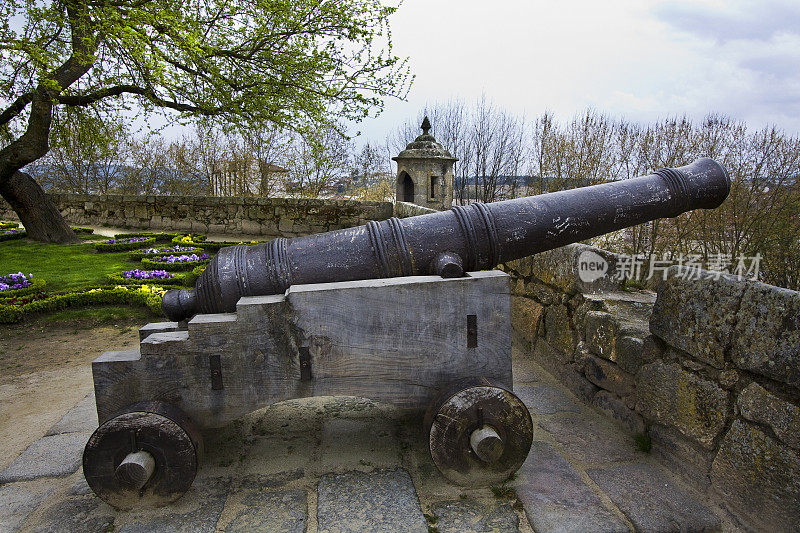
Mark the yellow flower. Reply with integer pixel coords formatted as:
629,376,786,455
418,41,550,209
136,284,167,296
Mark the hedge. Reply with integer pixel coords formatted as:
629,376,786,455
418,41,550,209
0,230,26,242
172,234,260,252
71,226,94,234
140,256,210,272
0,221,19,230
0,276,46,298
106,270,189,287
95,237,156,252
0,285,165,323
114,232,187,243
128,246,203,261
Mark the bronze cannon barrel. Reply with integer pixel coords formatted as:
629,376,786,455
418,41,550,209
162,157,730,321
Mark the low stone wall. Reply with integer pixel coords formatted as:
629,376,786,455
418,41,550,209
394,201,437,218
0,194,394,238
502,244,800,531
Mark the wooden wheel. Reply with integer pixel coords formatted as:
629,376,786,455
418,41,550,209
83,401,203,510
424,378,533,486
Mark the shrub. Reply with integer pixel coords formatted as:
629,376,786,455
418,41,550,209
114,232,186,243
128,245,203,261
0,274,46,297
0,284,166,323
95,237,156,252
70,226,94,234
172,234,261,252
0,221,19,230
106,269,191,286
184,264,206,286
141,254,211,271
0,229,26,242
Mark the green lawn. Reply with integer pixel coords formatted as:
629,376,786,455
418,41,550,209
0,240,134,292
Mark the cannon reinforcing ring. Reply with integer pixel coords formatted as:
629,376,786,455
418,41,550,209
451,205,479,271
266,237,291,293
473,202,501,267
654,167,690,214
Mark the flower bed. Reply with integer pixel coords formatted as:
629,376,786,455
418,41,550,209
140,253,211,271
0,284,165,323
95,237,156,252
114,232,187,244
0,272,46,296
123,269,174,280
107,268,191,286
0,229,26,242
172,234,260,252
128,245,202,261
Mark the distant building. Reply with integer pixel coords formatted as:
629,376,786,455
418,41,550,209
392,117,456,210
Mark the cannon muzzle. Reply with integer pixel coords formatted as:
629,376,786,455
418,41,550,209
163,157,730,321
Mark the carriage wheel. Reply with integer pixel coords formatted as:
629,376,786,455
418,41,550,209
83,401,203,510
424,377,533,486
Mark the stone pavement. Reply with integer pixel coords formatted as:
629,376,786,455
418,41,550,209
0,346,739,532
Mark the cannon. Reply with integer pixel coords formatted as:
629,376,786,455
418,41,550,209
83,158,730,509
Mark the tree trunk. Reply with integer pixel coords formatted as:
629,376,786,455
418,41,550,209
0,171,77,243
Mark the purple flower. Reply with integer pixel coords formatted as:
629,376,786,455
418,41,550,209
122,269,174,280
154,253,210,264
0,272,32,291
142,246,199,254
105,237,149,245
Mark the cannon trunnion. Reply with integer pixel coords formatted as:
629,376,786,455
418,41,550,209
84,158,730,508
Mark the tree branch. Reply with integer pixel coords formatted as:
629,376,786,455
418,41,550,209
0,92,35,127
55,85,223,115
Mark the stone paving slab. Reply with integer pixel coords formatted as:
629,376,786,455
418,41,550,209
587,463,721,533
45,392,97,436
223,488,307,533
428,498,520,533
514,442,630,533
316,468,428,533
0,432,90,483
115,477,229,533
514,384,581,415
30,495,115,533
512,356,541,385
536,413,642,464
0,481,55,532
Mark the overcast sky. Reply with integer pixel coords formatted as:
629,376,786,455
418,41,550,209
351,0,800,144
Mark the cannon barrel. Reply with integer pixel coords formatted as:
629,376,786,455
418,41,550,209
163,157,730,321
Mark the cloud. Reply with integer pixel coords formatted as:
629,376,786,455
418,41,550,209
352,0,800,145
655,0,800,43
648,0,800,133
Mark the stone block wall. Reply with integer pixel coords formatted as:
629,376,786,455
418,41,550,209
0,194,394,238
393,201,437,218
503,245,800,531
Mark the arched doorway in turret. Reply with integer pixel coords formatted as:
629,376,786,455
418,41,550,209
399,172,414,202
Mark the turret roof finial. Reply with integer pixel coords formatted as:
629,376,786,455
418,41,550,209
421,116,431,136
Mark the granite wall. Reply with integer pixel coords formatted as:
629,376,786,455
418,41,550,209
393,201,438,218
0,194,394,238
502,244,800,531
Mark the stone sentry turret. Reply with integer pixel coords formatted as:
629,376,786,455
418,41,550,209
393,116,457,209
162,157,731,322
